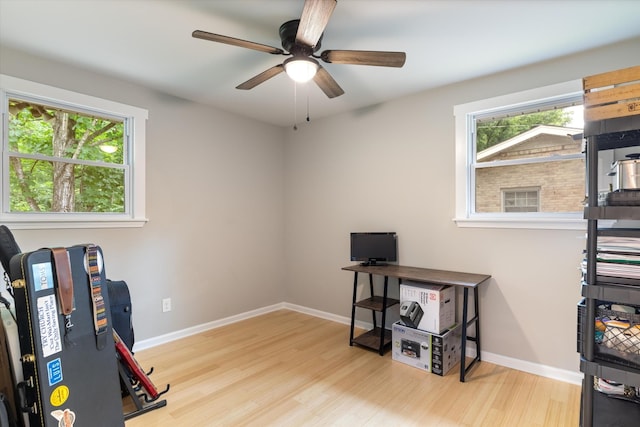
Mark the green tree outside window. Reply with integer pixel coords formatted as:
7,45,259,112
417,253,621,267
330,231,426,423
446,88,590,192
8,99,126,213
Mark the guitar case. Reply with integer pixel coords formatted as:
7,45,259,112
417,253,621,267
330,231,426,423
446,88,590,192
8,245,124,427
105,280,134,351
0,226,20,275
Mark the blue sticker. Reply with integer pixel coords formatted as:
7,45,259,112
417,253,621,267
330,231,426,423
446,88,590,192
32,262,54,292
47,358,63,386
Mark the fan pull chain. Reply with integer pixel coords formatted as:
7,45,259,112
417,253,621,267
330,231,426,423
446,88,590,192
293,82,298,130
306,85,310,122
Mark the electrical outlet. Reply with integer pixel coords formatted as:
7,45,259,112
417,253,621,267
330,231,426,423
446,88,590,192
162,298,171,313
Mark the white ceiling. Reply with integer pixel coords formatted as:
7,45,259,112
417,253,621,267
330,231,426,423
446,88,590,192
1,0,640,127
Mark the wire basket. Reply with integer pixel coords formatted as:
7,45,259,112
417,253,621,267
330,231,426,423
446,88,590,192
578,300,640,369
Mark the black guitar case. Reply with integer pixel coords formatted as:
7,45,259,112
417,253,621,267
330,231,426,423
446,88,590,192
0,225,21,275
8,245,124,427
106,280,134,351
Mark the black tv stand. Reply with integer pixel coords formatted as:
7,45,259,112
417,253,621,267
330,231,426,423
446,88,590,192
360,261,389,266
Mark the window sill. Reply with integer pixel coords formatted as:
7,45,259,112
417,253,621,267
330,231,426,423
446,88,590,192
453,216,592,230
1,218,148,230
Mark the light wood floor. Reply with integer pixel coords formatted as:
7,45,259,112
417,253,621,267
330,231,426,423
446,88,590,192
124,310,580,426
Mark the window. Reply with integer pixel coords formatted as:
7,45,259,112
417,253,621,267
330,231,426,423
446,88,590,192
1,75,148,229
503,188,539,213
454,80,588,230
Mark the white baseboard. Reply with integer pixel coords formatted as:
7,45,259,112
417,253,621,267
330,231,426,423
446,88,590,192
282,302,393,331
133,303,286,352
283,302,354,325
478,349,582,385
133,302,583,385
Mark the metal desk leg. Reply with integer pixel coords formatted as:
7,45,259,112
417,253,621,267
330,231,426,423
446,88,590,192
379,275,389,355
460,286,481,382
474,287,481,361
349,272,358,346
460,287,468,382
369,274,376,329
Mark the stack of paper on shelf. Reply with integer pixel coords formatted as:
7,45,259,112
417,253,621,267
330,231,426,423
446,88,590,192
596,235,640,280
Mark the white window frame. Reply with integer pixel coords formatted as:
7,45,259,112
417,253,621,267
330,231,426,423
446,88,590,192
453,79,588,230
0,74,148,229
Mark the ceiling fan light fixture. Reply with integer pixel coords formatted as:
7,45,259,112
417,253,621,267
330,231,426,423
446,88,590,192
284,56,318,83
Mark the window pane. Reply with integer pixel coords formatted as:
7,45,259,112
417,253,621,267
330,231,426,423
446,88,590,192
476,105,582,162
9,157,125,213
503,189,539,212
475,159,584,213
7,97,126,214
473,102,584,214
9,98,124,164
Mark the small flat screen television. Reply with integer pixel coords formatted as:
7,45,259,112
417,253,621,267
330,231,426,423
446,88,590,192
350,232,397,266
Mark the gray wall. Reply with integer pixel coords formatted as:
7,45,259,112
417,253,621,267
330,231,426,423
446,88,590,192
283,38,640,373
0,46,287,342
1,37,639,375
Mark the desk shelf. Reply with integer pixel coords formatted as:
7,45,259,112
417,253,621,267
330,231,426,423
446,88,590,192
348,271,399,355
352,327,393,350
354,296,400,311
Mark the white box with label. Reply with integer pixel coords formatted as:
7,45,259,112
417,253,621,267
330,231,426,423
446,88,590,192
399,281,455,334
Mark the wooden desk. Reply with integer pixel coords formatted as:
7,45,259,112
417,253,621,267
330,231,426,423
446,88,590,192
342,264,491,382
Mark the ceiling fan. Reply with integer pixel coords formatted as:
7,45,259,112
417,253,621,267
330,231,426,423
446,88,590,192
192,0,406,98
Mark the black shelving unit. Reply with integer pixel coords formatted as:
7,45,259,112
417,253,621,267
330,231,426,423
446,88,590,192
580,109,640,426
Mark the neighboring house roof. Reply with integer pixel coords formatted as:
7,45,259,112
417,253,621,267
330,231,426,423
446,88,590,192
477,125,583,162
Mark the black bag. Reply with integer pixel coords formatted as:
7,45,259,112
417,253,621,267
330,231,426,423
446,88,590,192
0,392,16,427
1,316,18,427
1,393,10,427
0,226,21,274
106,280,134,351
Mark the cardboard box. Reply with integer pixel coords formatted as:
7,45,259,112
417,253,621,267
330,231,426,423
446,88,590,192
391,321,432,372
430,323,462,376
392,321,462,376
399,281,455,333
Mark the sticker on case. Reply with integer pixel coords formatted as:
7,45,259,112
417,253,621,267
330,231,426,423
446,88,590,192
32,261,54,291
47,358,63,386
51,408,75,426
49,385,70,407
37,294,62,357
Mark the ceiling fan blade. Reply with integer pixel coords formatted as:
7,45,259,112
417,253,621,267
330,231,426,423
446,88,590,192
313,66,344,98
296,0,337,48
236,64,285,90
321,50,406,67
193,30,284,55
